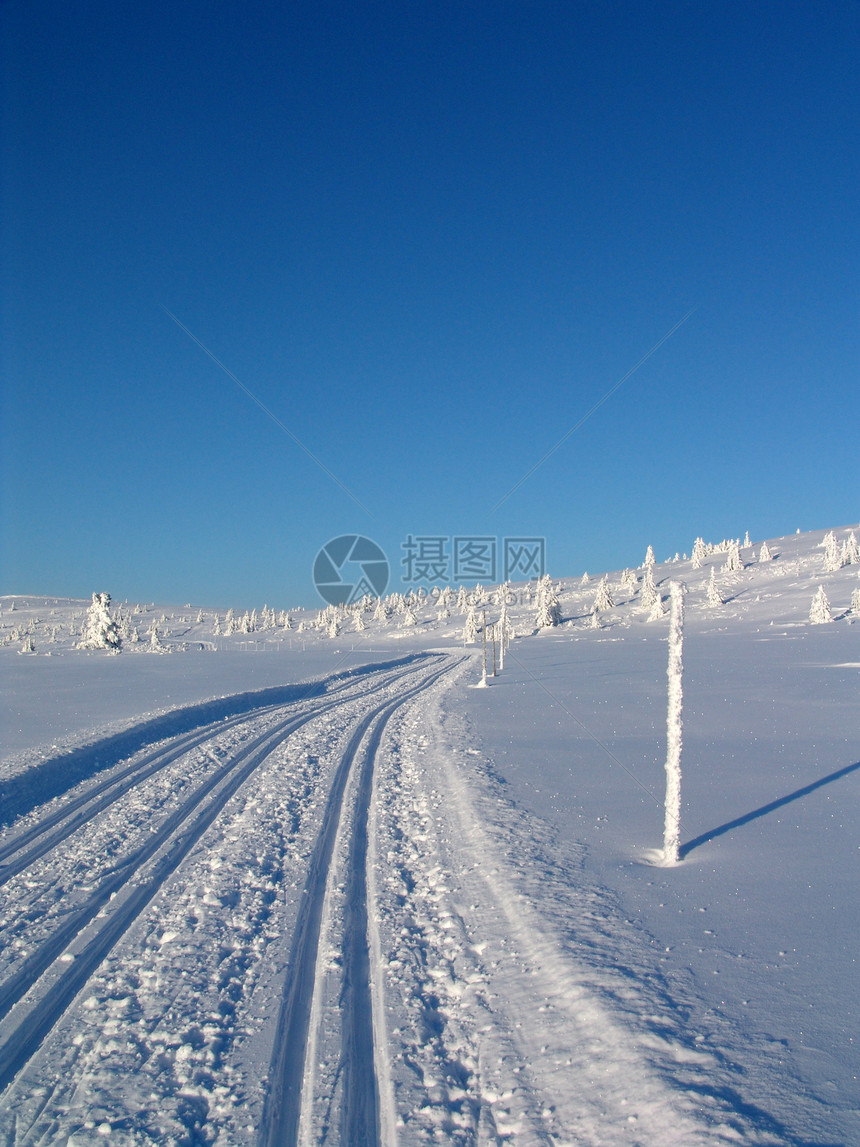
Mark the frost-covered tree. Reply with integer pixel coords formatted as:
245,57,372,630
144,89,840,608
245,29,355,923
402,606,417,627
822,530,842,572
456,586,469,614
327,614,340,638
20,634,35,654
640,566,659,610
691,537,707,569
809,586,832,624
850,587,860,615
643,545,655,570
648,594,666,621
842,532,859,566
758,542,772,562
743,531,751,548
723,540,743,573
353,610,366,632
621,568,638,594
592,575,613,613
535,574,561,628
463,606,478,644
706,567,723,607
79,592,122,653
580,572,590,586
588,608,601,630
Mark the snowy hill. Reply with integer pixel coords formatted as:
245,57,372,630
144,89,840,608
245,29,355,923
0,524,858,1144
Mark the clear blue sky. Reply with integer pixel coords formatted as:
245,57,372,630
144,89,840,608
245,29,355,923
2,1,857,609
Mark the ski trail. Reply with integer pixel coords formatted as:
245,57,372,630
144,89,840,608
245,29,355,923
259,656,461,1147
0,658,438,1102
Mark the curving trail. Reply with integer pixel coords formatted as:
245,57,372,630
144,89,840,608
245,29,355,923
258,655,462,1147
0,654,451,1137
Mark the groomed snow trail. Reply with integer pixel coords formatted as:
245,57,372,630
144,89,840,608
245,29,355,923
258,655,463,1147
0,654,451,1143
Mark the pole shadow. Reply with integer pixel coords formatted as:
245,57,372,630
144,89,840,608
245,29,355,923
679,759,860,859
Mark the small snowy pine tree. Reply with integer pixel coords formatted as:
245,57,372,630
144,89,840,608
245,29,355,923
723,540,743,573
640,566,658,610
463,607,478,644
535,574,561,627
809,586,832,624
842,532,859,566
592,575,613,613
822,531,842,572
850,587,860,616
758,542,772,562
79,592,122,653
706,567,723,607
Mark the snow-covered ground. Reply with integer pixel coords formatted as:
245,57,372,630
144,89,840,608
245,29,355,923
0,525,858,1144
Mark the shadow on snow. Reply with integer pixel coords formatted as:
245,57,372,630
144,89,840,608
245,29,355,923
680,759,860,859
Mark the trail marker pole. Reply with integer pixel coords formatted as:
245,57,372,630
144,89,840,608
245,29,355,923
662,581,685,864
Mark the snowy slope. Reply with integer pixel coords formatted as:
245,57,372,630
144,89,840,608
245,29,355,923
0,524,858,1144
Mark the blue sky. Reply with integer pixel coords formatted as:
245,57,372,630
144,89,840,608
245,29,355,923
2,1,857,609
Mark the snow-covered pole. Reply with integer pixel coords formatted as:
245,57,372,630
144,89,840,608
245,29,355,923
499,587,507,671
662,581,685,865
481,608,488,686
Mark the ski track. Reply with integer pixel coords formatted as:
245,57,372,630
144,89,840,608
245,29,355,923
0,654,447,1143
259,655,463,1147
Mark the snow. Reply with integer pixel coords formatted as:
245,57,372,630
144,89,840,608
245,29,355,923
0,524,858,1143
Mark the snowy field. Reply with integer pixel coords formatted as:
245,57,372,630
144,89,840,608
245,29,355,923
0,525,858,1144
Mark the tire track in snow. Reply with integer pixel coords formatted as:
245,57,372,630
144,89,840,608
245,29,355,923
0,657,440,1098
259,655,463,1147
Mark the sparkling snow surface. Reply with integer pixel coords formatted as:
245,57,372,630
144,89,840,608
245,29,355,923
0,526,858,1144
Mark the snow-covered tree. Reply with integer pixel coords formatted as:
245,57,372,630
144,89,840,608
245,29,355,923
588,608,601,630
535,574,561,628
706,567,723,607
743,531,751,548
79,592,122,653
809,586,832,624
592,575,613,613
842,532,859,566
580,572,590,586
353,610,366,632
823,530,842,572
20,634,35,654
456,586,469,614
723,540,743,573
850,587,860,616
648,594,666,621
621,568,638,593
758,542,772,562
691,537,707,569
402,606,417,627
640,566,658,610
643,545,655,570
463,606,478,644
